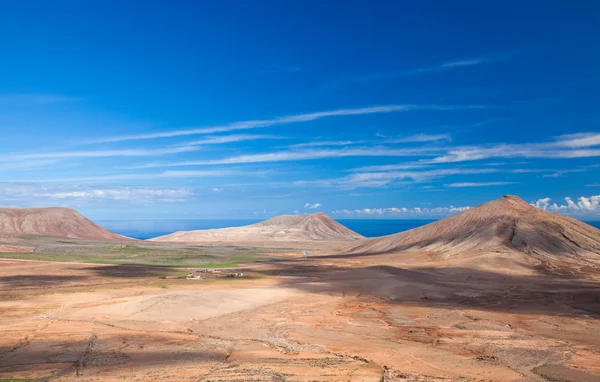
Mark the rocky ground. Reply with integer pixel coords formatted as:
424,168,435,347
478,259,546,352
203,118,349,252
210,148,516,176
1,252,599,381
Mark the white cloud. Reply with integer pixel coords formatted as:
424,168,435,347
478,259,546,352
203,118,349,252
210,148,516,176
553,133,600,148
90,104,484,143
532,195,600,214
349,162,429,172
426,133,600,164
28,169,245,183
0,183,193,204
541,168,586,178
325,52,509,88
287,140,359,148
533,197,551,210
332,205,470,216
246,193,294,199
0,159,62,171
388,133,451,143
131,132,600,170
36,188,192,202
184,134,282,146
304,203,322,209
0,94,79,104
212,188,224,192
286,134,450,149
133,147,442,168
445,181,517,188
303,168,498,189
512,168,542,173
0,146,198,164
414,53,509,73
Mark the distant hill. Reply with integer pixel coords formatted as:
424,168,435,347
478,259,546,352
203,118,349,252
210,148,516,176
345,195,600,277
150,212,364,243
0,207,132,241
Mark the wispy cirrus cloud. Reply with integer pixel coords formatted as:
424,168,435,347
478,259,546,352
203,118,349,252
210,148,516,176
90,104,486,144
0,93,80,104
426,133,600,163
541,169,587,178
295,168,497,189
287,133,450,149
387,133,452,144
445,181,518,188
406,53,508,74
429,147,600,163
27,169,250,183
0,146,198,164
246,193,295,199
324,52,510,89
348,163,428,173
553,133,600,148
35,188,193,203
0,182,193,204
341,168,497,189
130,147,443,168
0,135,279,171
0,159,63,171
183,134,282,146
287,140,360,149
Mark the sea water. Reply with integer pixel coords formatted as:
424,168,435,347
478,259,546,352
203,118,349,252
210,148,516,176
99,219,600,240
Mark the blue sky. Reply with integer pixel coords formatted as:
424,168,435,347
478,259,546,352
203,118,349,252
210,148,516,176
1,1,599,220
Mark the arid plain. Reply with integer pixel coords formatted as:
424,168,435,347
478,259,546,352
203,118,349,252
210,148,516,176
1,196,600,381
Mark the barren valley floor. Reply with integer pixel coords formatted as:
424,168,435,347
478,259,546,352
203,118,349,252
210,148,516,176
1,252,600,382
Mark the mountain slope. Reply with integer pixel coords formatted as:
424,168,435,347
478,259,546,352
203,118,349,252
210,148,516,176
0,207,132,241
150,212,364,243
345,195,600,276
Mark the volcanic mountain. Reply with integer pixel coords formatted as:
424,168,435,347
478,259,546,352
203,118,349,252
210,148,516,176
150,212,364,243
346,195,600,277
0,207,132,241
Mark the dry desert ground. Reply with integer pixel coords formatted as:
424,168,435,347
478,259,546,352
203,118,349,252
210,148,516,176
1,249,600,382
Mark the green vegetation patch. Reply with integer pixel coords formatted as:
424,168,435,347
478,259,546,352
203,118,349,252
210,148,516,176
0,237,290,268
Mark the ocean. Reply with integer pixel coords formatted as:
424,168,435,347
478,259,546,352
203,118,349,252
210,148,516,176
99,219,600,240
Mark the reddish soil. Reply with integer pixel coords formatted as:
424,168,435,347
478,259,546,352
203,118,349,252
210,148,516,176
1,253,599,381
0,244,35,253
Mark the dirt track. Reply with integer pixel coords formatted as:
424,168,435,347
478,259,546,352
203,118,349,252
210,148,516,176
1,255,600,381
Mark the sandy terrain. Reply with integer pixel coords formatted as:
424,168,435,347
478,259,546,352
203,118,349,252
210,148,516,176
1,196,599,380
0,244,35,253
1,254,599,381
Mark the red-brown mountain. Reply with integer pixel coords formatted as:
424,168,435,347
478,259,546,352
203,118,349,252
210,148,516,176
0,207,132,241
346,195,600,277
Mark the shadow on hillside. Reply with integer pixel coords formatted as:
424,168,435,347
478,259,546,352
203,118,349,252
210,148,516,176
0,264,179,290
325,221,599,261
0,336,226,376
78,265,176,278
0,275,87,289
252,262,600,317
